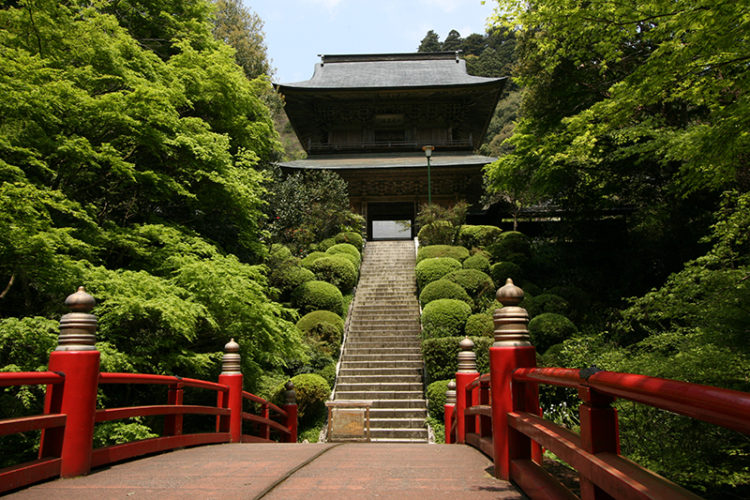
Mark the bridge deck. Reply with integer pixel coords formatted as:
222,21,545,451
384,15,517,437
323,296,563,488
8,443,522,499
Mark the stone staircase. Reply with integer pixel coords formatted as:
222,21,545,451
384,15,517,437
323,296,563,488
332,240,428,443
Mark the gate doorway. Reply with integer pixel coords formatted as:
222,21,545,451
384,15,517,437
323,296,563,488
367,202,415,240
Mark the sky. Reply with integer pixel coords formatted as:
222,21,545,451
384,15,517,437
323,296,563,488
245,0,498,84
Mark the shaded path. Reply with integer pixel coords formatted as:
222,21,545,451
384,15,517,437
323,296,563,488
8,443,522,499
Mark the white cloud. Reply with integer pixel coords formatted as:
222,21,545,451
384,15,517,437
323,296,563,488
302,0,345,11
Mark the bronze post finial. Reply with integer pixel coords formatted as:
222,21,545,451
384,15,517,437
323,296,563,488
221,338,242,375
57,286,97,351
284,381,297,405
493,279,531,347
457,337,477,373
445,379,457,405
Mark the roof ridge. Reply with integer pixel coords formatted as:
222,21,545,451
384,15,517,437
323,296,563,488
320,52,461,64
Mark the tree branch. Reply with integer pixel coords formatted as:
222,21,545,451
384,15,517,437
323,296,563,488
0,274,15,299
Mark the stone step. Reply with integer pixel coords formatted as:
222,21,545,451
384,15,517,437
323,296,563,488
369,418,427,429
336,382,424,392
368,408,427,419
336,391,425,400
368,428,428,440
354,398,427,409
338,367,422,377
343,347,421,355
337,374,422,384
340,360,423,369
346,338,421,345
342,354,422,362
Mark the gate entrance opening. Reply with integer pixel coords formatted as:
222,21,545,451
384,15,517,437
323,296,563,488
367,202,415,240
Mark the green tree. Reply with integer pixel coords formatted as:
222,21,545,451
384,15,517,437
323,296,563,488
211,0,272,80
442,29,463,52
418,30,442,52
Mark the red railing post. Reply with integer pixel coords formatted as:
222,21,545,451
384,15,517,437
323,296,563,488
579,373,620,500
164,382,184,436
455,337,479,443
41,287,101,478
444,379,456,444
490,279,539,480
217,339,243,443
284,381,298,442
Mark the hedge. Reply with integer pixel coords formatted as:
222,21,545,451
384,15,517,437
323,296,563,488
415,257,462,290
465,313,494,337
301,251,327,269
462,254,491,274
528,313,578,354
443,269,495,311
316,238,336,252
416,244,470,263
419,279,472,308
421,336,492,383
274,374,330,427
523,293,570,318
417,221,456,246
490,261,523,286
292,280,344,316
310,255,358,292
334,231,364,251
270,264,315,301
426,379,452,419
458,225,502,249
487,231,531,265
333,251,360,272
421,299,472,338
326,243,361,264
297,310,344,336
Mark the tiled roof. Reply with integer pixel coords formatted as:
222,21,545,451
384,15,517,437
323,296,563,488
278,152,496,170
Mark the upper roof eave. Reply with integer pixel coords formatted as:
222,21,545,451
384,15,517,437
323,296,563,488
276,77,507,93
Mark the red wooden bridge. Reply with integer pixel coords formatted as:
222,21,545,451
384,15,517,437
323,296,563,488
2,284,749,499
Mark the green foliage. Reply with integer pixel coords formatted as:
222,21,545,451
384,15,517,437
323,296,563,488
275,374,330,427
421,336,492,383
415,202,469,246
421,299,472,339
211,0,271,80
326,243,361,262
296,311,344,337
0,317,58,372
291,281,344,316
93,419,158,448
267,170,363,254
523,293,569,318
415,257,462,290
528,313,578,354
316,238,336,252
487,232,531,265
462,254,491,274
269,264,315,301
443,269,496,311
416,245,470,264
310,256,357,292
427,416,445,444
458,225,503,250
417,221,455,246
490,261,523,285
465,313,494,337
300,251,327,269
426,379,451,419
296,310,344,357
419,279,472,309
334,231,364,251
316,363,337,388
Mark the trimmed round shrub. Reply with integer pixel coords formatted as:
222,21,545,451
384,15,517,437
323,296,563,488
334,231,364,251
547,285,591,319
419,279,472,308
310,255,357,291
417,221,456,246
487,231,532,265
268,244,294,267
422,336,493,383
326,243,361,263
443,269,496,311
301,251,327,269
415,257,462,290
270,264,315,301
484,300,503,314
523,293,569,318
417,244,470,263
275,374,330,427
297,310,345,336
316,238,336,252
316,363,337,388
292,280,344,316
458,225,502,249
334,251,360,272
490,261,523,285
519,281,542,297
528,313,578,354
426,379,452,419
465,313,494,337
421,299,472,338
462,254,491,274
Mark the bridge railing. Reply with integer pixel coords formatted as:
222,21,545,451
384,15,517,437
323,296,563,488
445,279,750,500
0,287,297,494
